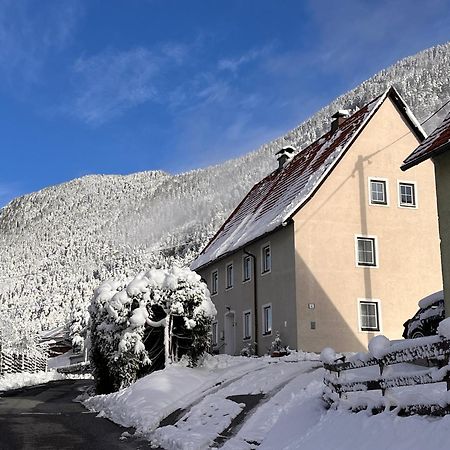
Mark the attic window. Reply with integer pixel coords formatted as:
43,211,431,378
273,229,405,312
369,178,388,206
399,182,417,208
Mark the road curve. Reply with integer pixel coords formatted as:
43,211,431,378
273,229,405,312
0,379,148,450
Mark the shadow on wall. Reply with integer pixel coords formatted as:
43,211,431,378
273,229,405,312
295,253,371,353
294,153,383,352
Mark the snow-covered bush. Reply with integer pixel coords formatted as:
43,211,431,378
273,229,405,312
240,342,255,357
270,331,288,356
89,266,216,393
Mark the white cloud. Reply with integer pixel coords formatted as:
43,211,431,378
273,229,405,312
70,42,193,125
72,48,161,125
0,0,81,85
217,45,273,73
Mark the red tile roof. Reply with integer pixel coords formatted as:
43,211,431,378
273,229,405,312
402,111,450,170
192,87,424,270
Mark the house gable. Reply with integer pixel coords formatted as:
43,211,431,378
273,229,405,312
292,94,441,351
191,87,426,272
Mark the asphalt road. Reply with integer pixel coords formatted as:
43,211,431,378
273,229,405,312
0,379,149,450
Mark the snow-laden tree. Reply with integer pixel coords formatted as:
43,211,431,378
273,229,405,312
0,312,41,354
89,266,216,394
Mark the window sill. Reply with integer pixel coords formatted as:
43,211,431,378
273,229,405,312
262,331,272,337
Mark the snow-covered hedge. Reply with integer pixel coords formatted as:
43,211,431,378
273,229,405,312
89,266,216,393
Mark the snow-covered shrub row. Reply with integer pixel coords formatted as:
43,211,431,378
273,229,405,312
89,266,216,393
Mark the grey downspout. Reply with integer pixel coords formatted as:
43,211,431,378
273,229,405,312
244,249,258,356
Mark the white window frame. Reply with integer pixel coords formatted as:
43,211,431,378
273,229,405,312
211,321,219,346
242,255,252,283
261,243,271,275
355,235,378,268
243,309,252,340
211,270,218,296
368,177,389,206
225,262,234,290
398,180,418,209
262,303,272,336
357,298,382,333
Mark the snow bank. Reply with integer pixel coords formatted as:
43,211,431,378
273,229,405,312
418,290,444,309
438,317,450,339
320,347,337,364
368,335,391,359
84,354,263,434
0,371,66,391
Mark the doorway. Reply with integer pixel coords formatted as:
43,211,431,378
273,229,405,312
224,311,236,355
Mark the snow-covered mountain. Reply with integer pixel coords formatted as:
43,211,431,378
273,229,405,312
1,42,450,339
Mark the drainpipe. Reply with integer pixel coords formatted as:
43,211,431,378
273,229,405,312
244,248,258,356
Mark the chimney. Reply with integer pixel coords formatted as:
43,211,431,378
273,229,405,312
275,146,295,170
331,109,350,132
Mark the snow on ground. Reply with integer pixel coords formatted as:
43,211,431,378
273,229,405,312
151,358,321,449
0,371,67,391
84,351,450,450
222,367,324,450
84,354,270,434
263,406,450,450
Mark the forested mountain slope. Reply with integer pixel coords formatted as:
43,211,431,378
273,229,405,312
1,43,449,344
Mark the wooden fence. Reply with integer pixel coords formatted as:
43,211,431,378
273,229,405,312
0,349,47,375
323,337,450,416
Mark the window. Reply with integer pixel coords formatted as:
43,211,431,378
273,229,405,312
356,236,377,267
369,179,387,205
359,300,380,332
243,256,252,282
226,263,233,289
262,244,271,273
212,322,218,346
243,310,252,340
262,304,272,335
211,270,218,295
399,182,416,207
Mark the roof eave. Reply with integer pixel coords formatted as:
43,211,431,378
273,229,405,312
401,141,450,171
191,221,290,272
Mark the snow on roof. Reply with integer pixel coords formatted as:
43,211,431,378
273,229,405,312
418,290,444,309
192,88,423,271
40,325,68,341
402,111,450,170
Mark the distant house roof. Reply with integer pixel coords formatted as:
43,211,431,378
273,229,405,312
191,87,425,271
402,111,450,170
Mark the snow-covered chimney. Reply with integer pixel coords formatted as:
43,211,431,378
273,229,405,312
331,109,350,132
275,146,295,170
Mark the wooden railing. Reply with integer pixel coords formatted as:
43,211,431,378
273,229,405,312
0,349,47,375
323,336,450,416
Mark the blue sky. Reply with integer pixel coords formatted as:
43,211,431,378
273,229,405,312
1,0,449,206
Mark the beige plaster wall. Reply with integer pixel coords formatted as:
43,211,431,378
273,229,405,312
198,224,297,356
293,97,443,352
434,151,450,317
